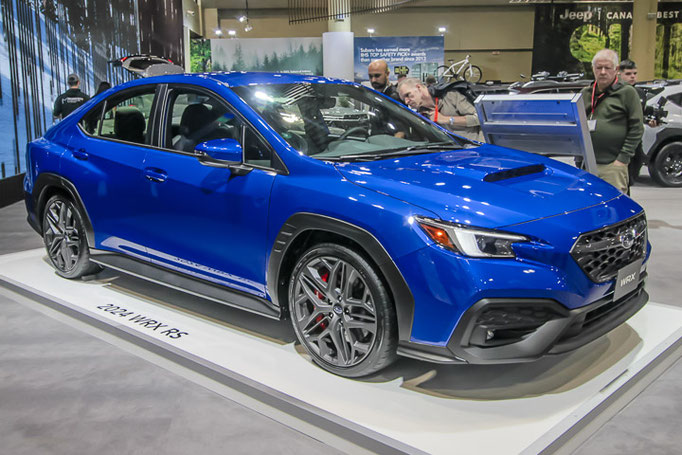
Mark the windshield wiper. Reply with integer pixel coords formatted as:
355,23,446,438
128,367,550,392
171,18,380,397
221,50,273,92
336,141,461,161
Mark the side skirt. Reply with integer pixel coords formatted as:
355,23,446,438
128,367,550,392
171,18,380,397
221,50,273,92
90,251,281,320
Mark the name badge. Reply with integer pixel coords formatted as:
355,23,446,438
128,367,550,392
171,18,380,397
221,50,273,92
587,119,597,131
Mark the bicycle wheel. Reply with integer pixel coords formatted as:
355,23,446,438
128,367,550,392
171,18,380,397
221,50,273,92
436,65,454,82
463,65,483,83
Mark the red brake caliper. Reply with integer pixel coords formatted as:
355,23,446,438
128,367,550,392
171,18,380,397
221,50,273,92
314,272,329,329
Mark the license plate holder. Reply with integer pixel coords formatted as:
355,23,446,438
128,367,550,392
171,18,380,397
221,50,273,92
613,259,643,301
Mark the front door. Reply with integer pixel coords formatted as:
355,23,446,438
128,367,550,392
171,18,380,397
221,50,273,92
138,86,281,298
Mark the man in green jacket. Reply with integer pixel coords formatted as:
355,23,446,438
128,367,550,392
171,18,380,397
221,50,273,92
580,49,643,193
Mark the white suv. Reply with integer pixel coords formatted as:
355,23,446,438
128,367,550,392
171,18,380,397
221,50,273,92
639,80,682,187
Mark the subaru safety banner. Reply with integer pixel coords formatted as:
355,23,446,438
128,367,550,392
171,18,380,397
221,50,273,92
353,36,444,84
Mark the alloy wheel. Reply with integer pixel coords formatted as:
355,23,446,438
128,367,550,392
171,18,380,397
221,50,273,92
660,148,682,186
43,199,81,273
291,256,378,368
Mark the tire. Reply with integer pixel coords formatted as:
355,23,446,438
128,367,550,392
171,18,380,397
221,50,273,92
288,243,398,377
436,65,453,82
649,142,682,187
462,65,483,83
42,194,100,279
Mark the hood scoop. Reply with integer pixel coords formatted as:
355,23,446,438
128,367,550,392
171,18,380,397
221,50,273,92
483,164,546,183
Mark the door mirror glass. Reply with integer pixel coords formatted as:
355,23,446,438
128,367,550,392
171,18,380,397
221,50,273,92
195,138,243,164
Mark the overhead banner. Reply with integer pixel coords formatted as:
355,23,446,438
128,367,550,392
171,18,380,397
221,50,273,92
190,38,323,75
353,36,444,84
532,3,633,78
533,2,682,79
656,2,682,78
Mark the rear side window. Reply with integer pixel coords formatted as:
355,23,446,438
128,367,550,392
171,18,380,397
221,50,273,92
80,87,156,146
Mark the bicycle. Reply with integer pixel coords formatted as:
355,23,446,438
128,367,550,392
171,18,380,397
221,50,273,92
436,55,483,83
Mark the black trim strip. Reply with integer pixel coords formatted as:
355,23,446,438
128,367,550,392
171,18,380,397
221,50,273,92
267,213,415,342
31,173,95,247
89,252,281,320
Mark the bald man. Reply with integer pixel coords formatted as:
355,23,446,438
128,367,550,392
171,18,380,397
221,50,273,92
368,59,401,102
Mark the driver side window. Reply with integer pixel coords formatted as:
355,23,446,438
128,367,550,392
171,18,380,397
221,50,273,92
165,87,276,169
166,90,239,153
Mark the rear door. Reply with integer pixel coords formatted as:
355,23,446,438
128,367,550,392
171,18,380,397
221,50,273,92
63,85,161,259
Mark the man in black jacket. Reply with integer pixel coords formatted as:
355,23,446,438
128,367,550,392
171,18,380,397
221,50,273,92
53,74,89,121
618,59,648,184
367,60,401,102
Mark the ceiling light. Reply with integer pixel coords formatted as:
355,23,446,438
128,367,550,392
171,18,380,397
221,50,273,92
244,21,253,32
367,28,375,34
214,28,223,36
228,29,237,36
238,15,247,22
438,26,447,33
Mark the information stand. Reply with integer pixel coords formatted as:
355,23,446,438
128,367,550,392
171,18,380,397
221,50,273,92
474,93,598,173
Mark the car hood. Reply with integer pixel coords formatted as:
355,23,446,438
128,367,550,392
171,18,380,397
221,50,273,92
333,144,622,228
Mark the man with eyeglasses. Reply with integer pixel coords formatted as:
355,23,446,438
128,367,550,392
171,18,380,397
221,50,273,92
579,49,643,193
367,59,401,102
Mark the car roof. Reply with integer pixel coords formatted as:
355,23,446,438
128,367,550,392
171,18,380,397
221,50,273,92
115,71,355,91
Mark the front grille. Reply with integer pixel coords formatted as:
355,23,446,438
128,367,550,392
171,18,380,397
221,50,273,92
571,214,647,283
476,306,555,328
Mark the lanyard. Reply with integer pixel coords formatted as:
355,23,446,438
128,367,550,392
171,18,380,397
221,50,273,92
589,77,617,119
434,97,439,122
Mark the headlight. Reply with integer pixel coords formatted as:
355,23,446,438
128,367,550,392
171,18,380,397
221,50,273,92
416,217,528,258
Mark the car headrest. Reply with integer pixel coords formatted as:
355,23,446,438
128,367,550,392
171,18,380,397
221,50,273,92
180,103,214,135
114,106,145,143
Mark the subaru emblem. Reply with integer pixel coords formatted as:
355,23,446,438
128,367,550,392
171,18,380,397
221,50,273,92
619,228,636,249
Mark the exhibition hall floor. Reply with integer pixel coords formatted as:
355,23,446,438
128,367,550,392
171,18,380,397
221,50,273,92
1,176,681,455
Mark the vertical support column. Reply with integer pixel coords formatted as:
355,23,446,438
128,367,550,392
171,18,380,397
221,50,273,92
183,26,191,73
204,8,219,38
631,0,658,80
323,0,353,80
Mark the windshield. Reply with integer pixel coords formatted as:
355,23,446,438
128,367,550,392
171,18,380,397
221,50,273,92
231,83,469,161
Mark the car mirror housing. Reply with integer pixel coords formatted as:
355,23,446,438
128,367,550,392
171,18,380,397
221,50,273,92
194,138,252,175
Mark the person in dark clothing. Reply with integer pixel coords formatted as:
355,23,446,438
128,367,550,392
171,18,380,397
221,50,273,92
53,74,89,121
95,81,112,96
579,50,643,193
368,60,401,102
619,59,648,184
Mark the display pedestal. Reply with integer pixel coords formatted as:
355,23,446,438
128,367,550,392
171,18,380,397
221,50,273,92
1,249,680,455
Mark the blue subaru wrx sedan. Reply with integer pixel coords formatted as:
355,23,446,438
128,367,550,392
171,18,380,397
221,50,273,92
24,72,650,377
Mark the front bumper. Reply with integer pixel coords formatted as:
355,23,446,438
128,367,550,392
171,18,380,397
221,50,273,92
398,280,648,364
447,280,648,363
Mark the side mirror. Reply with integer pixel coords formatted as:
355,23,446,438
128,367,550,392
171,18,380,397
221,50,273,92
194,138,252,175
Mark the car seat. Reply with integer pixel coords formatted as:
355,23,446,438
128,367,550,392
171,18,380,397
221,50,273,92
174,103,236,152
114,106,146,144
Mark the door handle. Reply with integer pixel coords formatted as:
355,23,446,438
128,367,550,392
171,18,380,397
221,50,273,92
144,167,168,183
73,148,89,160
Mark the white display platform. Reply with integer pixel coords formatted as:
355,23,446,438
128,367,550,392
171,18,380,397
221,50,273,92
1,249,681,455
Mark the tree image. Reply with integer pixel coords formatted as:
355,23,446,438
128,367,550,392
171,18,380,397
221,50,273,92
570,25,607,63
608,24,622,59
190,39,212,72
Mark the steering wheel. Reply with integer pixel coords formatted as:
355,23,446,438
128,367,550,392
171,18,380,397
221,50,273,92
338,126,370,141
